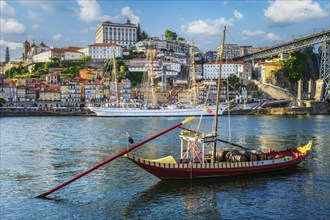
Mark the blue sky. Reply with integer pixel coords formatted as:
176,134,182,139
1,0,329,62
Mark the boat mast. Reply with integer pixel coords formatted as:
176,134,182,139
190,42,198,105
148,38,157,108
212,26,226,161
112,51,120,104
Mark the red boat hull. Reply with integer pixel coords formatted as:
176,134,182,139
125,144,311,180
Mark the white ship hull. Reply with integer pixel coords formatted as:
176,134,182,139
88,105,226,117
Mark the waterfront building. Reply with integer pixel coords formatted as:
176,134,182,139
128,58,180,77
46,72,61,85
39,85,61,101
61,80,81,104
254,61,281,83
87,43,123,61
203,61,244,79
0,81,17,102
238,63,252,80
177,90,192,104
120,79,132,101
26,81,41,101
16,85,26,101
84,82,95,102
79,68,99,81
95,19,138,47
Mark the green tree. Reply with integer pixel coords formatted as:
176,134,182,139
280,51,306,82
165,30,177,41
50,56,60,62
226,74,240,90
140,31,149,40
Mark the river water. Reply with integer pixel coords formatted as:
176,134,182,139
1,115,329,219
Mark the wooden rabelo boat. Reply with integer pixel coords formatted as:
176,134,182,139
124,26,312,179
125,134,312,180
36,26,312,198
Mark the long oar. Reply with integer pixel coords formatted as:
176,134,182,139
36,116,195,198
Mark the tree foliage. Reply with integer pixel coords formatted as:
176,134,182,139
226,74,240,90
165,30,178,41
280,51,306,82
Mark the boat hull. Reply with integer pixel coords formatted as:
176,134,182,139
89,105,225,117
125,142,312,180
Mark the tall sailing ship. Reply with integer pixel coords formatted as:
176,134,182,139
88,40,226,117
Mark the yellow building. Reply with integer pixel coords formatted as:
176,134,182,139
39,86,61,101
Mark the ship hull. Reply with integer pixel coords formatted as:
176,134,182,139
125,142,312,180
89,105,225,117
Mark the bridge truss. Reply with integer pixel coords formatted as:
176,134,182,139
234,29,330,100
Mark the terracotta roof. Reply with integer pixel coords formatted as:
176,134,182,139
88,43,121,47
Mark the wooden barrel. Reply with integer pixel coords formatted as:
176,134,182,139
215,149,230,162
226,150,247,162
251,150,267,161
243,151,258,161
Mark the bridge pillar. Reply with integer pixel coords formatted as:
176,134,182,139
319,41,330,101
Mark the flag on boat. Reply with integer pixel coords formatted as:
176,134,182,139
126,132,134,144
204,106,212,114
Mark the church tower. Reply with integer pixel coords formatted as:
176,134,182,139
5,47,10,63
22,40,31,62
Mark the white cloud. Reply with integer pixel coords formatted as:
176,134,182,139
52,33,62,41
242,29,281,42
234,10,244,20
180,18,233,36
121,6,140,24
28,10,39,21
264,0,326,25
0,1,16,17
0,18,25,34
76,0,111,23
0,39,22,50
266,33,281,41
242,30,265,37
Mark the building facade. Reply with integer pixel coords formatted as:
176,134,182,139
87,43,123,60
203,62,244,80
95,19,138,47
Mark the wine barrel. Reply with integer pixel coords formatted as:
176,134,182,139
226,150,247,162
244,151,258,161
215,149,230,162
251,150,267,161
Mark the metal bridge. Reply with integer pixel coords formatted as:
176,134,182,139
233,29,330,101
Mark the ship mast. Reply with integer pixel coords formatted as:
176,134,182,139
148,38,157,108
190,42,198,105
212,26,226,162
112,51,120,104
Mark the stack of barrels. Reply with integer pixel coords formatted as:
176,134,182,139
214,147,267,162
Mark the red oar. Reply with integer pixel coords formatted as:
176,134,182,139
36,116,194,198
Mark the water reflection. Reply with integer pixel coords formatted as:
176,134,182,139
123,168,305,219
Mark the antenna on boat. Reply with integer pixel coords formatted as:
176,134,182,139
212,26,226,162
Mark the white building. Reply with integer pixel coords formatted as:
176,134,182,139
88,43,123,60
95,19,138,47
32,47,83,63
128,58,180,77
203,62,244,79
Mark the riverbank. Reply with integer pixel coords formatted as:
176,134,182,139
1,106,329,117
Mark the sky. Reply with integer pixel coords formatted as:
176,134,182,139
0,0,329,62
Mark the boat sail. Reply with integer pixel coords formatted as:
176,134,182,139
124,26,312,179
88,39,226,117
